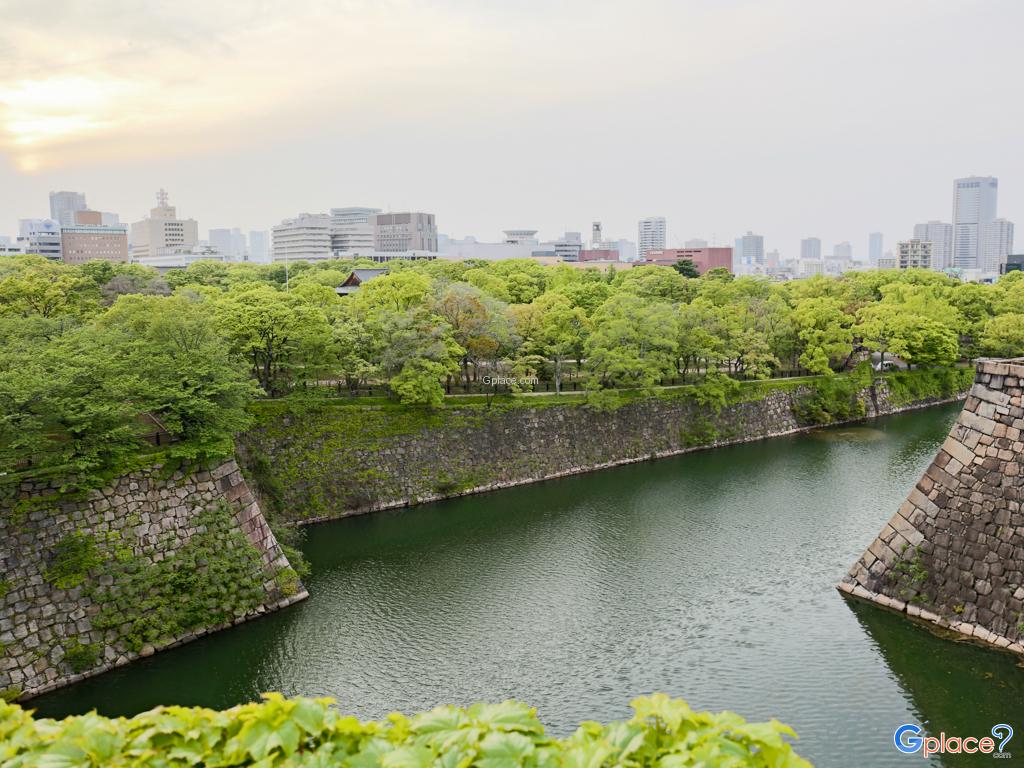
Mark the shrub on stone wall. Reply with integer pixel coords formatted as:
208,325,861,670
0,693,811,767
883,366,974,407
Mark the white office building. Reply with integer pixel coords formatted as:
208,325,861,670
800,237,822,261
897,239,933,270
637,216,666,261
330,207,381,255
16,218,62,260
983,218,1015,273
952,176,998,269
49,191,87,228
912,221,953,271
272,213,333,262
130,190,199,260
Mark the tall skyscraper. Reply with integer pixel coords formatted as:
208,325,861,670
637,216,666,260
912,221,953,271
952,176,998,269
800,237,821,260
330,207,381,254
868,232,883,264
736,232,764,266
49,191,87,227
983,219,1015,273
249,230,270,262
209,228,247,259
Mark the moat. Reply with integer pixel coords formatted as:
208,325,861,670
31,403,1024,767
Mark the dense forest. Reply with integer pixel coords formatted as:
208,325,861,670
2,254,1022,480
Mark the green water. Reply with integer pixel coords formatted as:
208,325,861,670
29,404,1024,766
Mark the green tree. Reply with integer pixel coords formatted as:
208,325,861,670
672,259,700,278
979,314,1024,358
791,296,854,375
585,294,678,389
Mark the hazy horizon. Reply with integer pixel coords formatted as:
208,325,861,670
1,0,1021,257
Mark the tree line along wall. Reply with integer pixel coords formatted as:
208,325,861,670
238,369,974,525
0,459,307,701
840,358,1024,656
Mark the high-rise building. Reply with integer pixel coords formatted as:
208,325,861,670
49,191,87,228
272,213,333,261
637,216,666,261
868,232,883,264
913,221,954,271
129,190,199,260
330,207,381,254
591,222,603,246
800,237,821,260
832,241,853,261
16,219,62,260
209,228,247,260
952,176,998,269
897,239,932,270
983,218,1015,273
371,212,437,252
249,231,270,262
736,232,764,266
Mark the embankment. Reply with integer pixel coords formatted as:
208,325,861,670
840,358,1024,657
239,367,974,524
0,459,307,701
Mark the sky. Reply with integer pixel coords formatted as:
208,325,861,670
0,0,1021,258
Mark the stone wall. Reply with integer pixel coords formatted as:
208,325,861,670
840,358,1024,656
0,459,307,700
239,371,970,525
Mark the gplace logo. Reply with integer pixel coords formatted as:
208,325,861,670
894,723,1014,759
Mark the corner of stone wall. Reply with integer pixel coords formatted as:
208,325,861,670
0,457,307,700
839,358,1024,657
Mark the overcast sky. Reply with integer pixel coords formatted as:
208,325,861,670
1,0,1021,258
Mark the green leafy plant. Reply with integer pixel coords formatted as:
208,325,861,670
0,693,810,767
44,531,102,589
62,639,100,673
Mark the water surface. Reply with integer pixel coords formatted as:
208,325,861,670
31,404,1024,766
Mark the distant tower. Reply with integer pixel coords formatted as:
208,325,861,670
157,188,169,207
868,232,883,264
952,176,998,269
637,216,666,260
591,222,602,246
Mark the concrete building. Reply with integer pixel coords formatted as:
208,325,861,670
913,221,954,271
439,236,536,261
1001,254,1024,275
330,207,381,255
637,216,666,261
371,212,437,252
60,224,129,264
685,238,708,248
736,232,764,267
642,247,733,274
868,232,883,264
591,222,603,246
129,190,198,260
800,237,822,261
982,218,1015,273
896,239,932,270
272,213,332,262
209,228,247,260
133,246,228,272
953,176,998,269
249,231,270,263
16,219,62,259
49,191,87,227
552,232,582,262
503,229,539,246
877,254,898,270
832,241,853,261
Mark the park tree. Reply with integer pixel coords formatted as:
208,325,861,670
672,259,700,279
791,297,854,375
214,285,333,395
585,294,677,389
979,314,1024,358
530,293,589,393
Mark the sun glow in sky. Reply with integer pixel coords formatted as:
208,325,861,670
0,0,1022,252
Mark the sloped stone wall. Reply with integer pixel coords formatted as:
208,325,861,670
0,459,307,700
840,359,1024,656
240,373,968,524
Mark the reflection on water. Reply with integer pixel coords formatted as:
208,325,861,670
30,403,1020,767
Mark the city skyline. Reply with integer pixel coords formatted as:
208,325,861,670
1,1,1022,255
